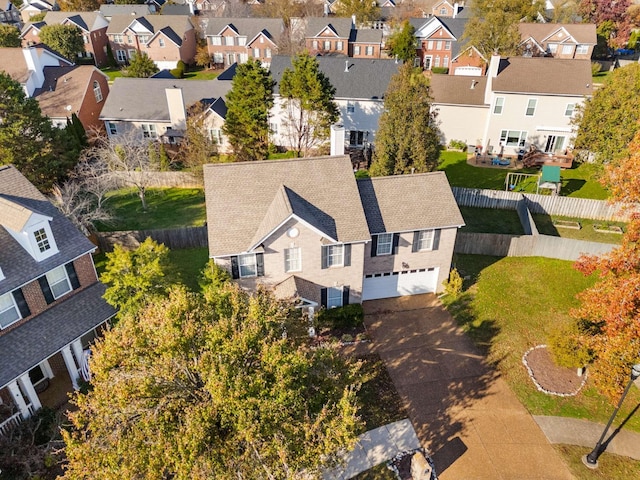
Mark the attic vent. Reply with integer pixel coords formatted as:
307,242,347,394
471,80,477,89
344,60,349,72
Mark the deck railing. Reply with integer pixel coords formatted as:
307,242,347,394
0,411,21,436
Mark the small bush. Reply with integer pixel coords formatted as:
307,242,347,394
448,139,467,151
355,169,370,179
443,268,463,298
548,323,594,368
591,61,602,76
317,303,364,329
431,67,448,74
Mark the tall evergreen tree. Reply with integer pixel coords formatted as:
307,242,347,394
279,53,339,157
124,52,159,78
222,58,274,161
370,63,441,176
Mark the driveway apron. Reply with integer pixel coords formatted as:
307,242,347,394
363,294,573,480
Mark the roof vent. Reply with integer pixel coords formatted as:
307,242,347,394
471,80,477,89
344,60,349,72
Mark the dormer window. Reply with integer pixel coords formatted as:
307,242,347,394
34,228,50,252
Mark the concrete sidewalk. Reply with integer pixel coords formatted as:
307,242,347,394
322,419,421,480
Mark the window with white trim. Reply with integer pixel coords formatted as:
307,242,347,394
210,36,222,45
346,101,355,113
159,38,165,47
138,35,150,45
324,245,344,267
113,34,123,43
547,43,557,54
493,97,505,114
116,50,126,62
349,130,364,146
253,47,260,58
443,55,449,67
83,35,89,44
561,44,573,55
238,253,257,277
141,124,157,139
434,56,440,67
33,228,50,253
576,44,589,55
365,46,374,56
525,98,537,117
269,122,278,134
93,80,102,103
336,41,343,50
46,265,71,299
327,287,343,309
436,40,443,50
312,40,318,50
324,40,331,50
427,40,433,50
376,233,393,255
209,128,223,144
500,130,527,147
107,122,117,135
225,35,234,46
564,103,575,117
285,247,301,272
127,35,133,44
416,230,434,251
354,45,361,55
213,52,224,63
265,48,272,58
238,37,246,46
445,41,451,50
0,292,20,329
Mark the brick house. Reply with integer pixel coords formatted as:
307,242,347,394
0,165,116,435
204,17,284,68
22,11,110,67
410,16,468,71
107,14,197,70
305,17,354,56
351,28,383,59
518,23,597,60
204,156,464,307
431,0,465,17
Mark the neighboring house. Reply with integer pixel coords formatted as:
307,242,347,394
0,0,21,27
0,165,116,435
22,11,110,67
431,0,465,17
410,16,469,71
518,23,597,60
0,45,71,97
351,28,384,59
107,14,197,70
305,17,354,56
204,17,284,68
430,55,592,155
449,45,487,76
98,4,152,21
19,0,53,23
203,156,464,308
99,77,232,149
268,55,400,151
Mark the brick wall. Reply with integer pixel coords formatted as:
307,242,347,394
77,69,109,133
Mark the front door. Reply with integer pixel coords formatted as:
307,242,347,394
424,55,432,70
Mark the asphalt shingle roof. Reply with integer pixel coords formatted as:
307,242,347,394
0,165,96,296
205,17,284,41
106,14,193,39
518,23,597,45
43,11,105,31
35,65,104,119
305,17,353,39
270,55,400,100
353,29,383,43
357,172,464,234
430,74,487,105
99,4,152,17
0,283,116,388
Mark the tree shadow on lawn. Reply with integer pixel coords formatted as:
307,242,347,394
560,178,586,196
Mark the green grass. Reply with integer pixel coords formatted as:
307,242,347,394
554,445,640,479
100,67,124,82
97,187,206,231
267,150,298,160
358,355,407,432
532,214,626,244
183,67,219,80
444,255,640,432
592,70,613,84
459,207,524,234
352,463,396,479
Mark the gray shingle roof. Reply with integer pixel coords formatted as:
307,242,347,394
270,55,400,100
99,78,232,122
43,11,104,31
106,14,193,38
204,156,372,256
357,172,464,234
430,74,488,105
0,165,96,296
353,29,383,44
99,4,152,17
305,17,353,39
0,283,116,389
205,17,284,41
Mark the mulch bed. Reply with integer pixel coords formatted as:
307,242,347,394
523,345,586,396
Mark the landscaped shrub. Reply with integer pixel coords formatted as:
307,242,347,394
443,268,463,298
431,67,448,74
591,61,602,76
448,139,467,151
170,60,186,79
317,303,364,329
548,323,594,368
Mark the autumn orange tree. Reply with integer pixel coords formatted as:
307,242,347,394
567,131,640,400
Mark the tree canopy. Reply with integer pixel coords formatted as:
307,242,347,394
124,52,159,78
0,24,21,47
578,0,631,48
57,0,101,11
386,20,416,63
573,63,640,163
370,63,441,176
334,0,380,24
222,58,275,161
62,276,363,479
279,53,339,157
39,24,84,61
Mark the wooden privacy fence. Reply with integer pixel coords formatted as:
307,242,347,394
109,171,203,189
452,187,637,222
94,226,208,252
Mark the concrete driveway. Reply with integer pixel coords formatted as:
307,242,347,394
363,294,573,480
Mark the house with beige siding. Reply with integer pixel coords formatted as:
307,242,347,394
518,23,597,60
204,156,463,307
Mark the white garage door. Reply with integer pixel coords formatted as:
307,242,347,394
362,268,439,301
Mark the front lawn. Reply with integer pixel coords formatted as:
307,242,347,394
97,187,206,231
100,66,124,83
183,67,219,80
445,255,640,432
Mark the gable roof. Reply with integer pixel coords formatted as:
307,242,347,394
99,78,231,122
204,156,371,256
205,17,284,41
0,45,73,85
305,17,353,39
518,22,597,45
43,11,108,32
0,196,49,232
357,172,464,234
160,3,191,15
269,55,400,100
430,74,488,106
106,14,193,39
0,165,96,296
353,28,383,44
493,57,593,96
99,4,152,17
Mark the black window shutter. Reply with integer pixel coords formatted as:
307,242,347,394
38,276,54,304
65,262,81,290
342,286,350,306
433,229,441,251
320,288,327,308
370,235,378,257
321,246,328,269
343,244,351,266
256,253,264,277
392,233,400,255
412,231,420,252
230,256,239,279
12,289,31,318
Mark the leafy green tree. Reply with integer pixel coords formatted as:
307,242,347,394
124,52,159,78
280,53,339,157
62,285,362,479
579,0,631,48
100,237,172,316
386,20,416,63
179,102,218,171
223,58,274,161
462,0,545,58
39,24,85,61
0,24,21,47
0,73,77,190
57,0,100,11
194,44,211,69
573,63,640,163
370,63,441,176
335,0,380,24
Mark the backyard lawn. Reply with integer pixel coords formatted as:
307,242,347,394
445,254,640,433
532,214,626,244
97,187,206,231
458,206,524,234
